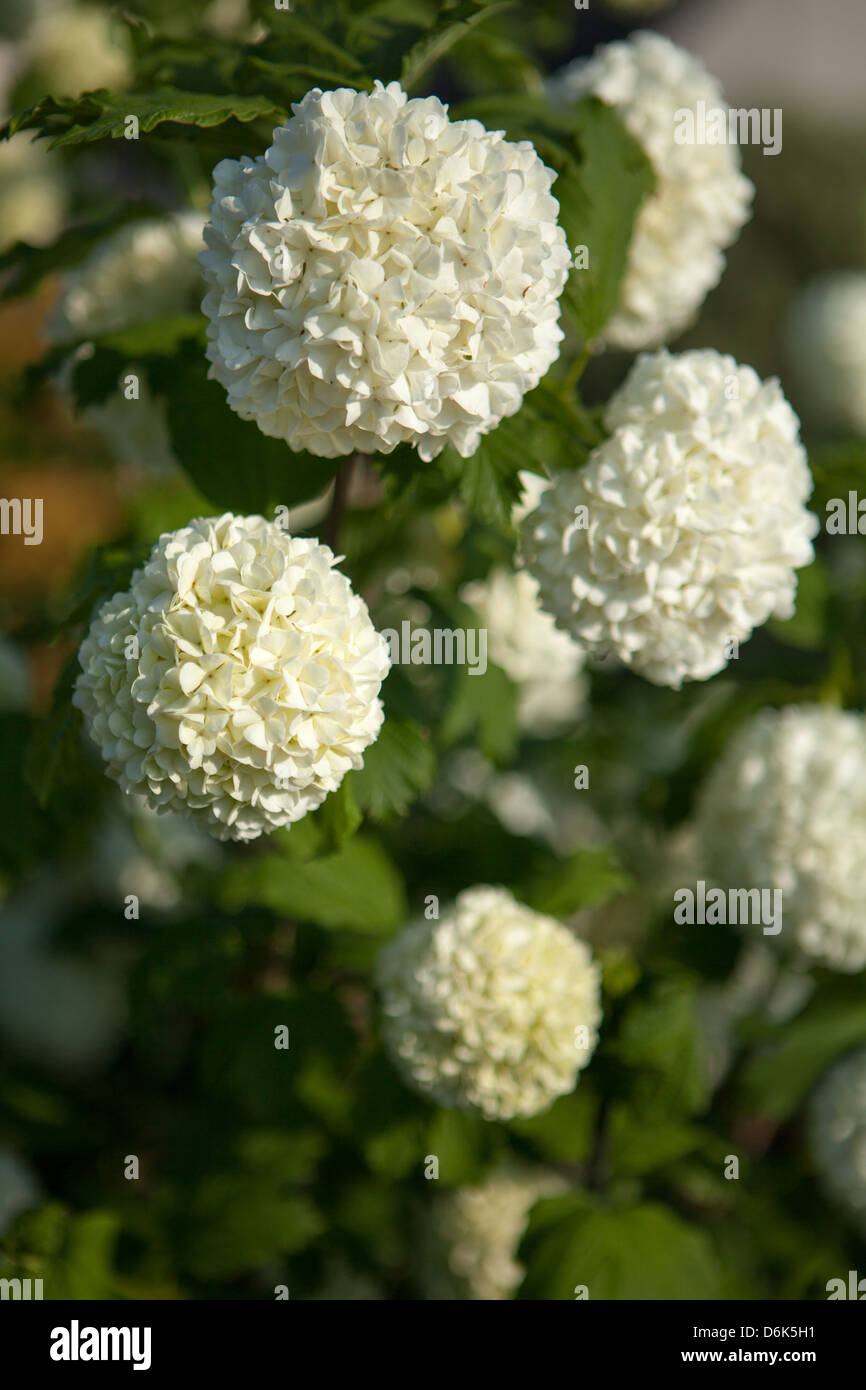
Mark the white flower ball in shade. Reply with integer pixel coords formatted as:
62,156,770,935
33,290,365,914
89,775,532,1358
695,705,866,973
200,81,571,461
48,212,205,344
377,885,601,1121
436,1168,567,1300
551,32,753,350
522,349,818,688
74,513,391,842
461,567,587,734
0,133,66,254
787,273,866,437
809,1047,866,1235
27,3,132,99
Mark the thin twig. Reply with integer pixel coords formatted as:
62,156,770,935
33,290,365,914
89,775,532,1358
323,454,356,551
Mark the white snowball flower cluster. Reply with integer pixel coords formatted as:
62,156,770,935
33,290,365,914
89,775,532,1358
377,885,601,1120
200,80,571,461
74,513,391,842
695,705,866,972
809,1047,866,1234
787,273,866,436
461,567,587,734
551,32,753,350
25,2,132,99
522,349,818,688
48,212,206,344
0,133,66,254
435,1168,567,1300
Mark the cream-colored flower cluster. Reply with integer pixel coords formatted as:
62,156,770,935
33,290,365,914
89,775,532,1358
809,1047,866,1234
75,513,390,842
461,566,587,734
377,885,601,1120
0,134,66,254
522,349,818,688
200,80,571,461
25,2,132,99
435,1168,567,1300
48,212,206,344
552,32,753,349
695,705,866,973
787,273,866,437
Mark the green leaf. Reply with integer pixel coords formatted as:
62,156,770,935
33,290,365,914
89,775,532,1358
24,655,86,810
518,1198,725,1300
508,1087,597,1163
271,779,362,861
740,999,866,1122
425,1108,501,1185
439,660,519,763
555,98,655,344
607,1106,705,1178
517,845,632,917
221,834,406,933
350,717,435,821
613,977,710,1118
400,1,513,92
183,1175,321,1279
4,88,287,149
148,341,339,514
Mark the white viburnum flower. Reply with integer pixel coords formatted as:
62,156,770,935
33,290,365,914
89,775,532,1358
435,1168,568,1300
74,513,391,842
0,133,66,254
787,273,866,437
522,349,818,688
48,212,206,344
376,885,601,1121
461,567,587,734
551,32,753,350
695,705,866,973
809,1047,866,1235
25,2,132,99
200,80,571,461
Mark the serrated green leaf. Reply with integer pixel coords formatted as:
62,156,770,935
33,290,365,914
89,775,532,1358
516,845,632,917
740,1000,866,1122
350,717,435,821
147,341,339,514
221,835,406,933
555,98,655,344
4,89,287,149
439,660,519,764
518,1199,724,1300
400,1,512,91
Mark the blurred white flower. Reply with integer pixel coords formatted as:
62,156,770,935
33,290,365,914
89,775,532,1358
787,272,866,436
48,212,206,344
695,705,866,972
377,885,601,1120
809,1047,866,1234
0,881,127,1075
551,32,753,349
461,566,587,734
75,513,390,842
201,81,571,460
82,375,178,475
522,349,818,688
435,1168,567,1300
26,2,132,99
0,132,66,253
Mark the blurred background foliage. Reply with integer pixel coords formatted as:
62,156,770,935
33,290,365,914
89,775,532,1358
1,0,866,1300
